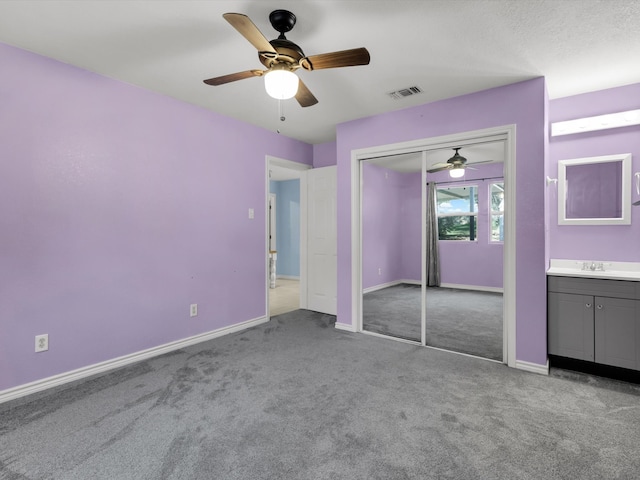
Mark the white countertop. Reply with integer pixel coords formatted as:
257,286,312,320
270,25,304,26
547,259,640,281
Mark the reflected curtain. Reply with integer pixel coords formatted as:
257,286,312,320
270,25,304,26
426,182,441,287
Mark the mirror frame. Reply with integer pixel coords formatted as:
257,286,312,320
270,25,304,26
558,153,632,225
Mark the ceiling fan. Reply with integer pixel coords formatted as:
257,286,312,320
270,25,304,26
427,147,492,178
203,10,371,107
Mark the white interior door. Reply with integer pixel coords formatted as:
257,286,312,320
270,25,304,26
307,166,337,314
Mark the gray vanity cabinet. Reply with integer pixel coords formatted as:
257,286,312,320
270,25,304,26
548,292,595,361
548,276,640,371
594,296,640,370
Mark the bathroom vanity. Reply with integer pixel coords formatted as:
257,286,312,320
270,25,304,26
547,260,640,372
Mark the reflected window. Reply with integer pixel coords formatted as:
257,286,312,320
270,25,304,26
436,185,478,241
490,182,504,242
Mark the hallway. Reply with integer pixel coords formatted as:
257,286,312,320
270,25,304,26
269,278,299,316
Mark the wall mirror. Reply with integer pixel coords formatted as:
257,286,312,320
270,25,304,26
558,153,631,225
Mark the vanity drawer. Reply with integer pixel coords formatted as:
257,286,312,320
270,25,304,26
548,276,640,300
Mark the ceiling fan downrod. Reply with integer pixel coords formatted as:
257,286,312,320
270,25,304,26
269,9,296,37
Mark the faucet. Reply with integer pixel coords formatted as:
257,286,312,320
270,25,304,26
582,261,605,271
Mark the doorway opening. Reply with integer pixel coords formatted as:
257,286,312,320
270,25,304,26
351,126,516,367
266,156,311,318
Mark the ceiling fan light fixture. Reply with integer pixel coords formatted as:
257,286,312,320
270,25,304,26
264,69,299,100
449,166,465,178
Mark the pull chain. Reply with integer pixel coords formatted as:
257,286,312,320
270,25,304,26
277,99,286,134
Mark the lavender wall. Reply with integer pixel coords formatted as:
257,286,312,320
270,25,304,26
0,44,312,392
313,141,337,167
361,164,423,288
362,164,403,288
400,173,422,282
549,83,640,261
336,78,547,365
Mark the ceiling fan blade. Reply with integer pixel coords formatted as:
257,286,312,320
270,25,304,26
223,13,277,54
427,165,452,174
429,162,450,169
468,159,495,165
300,47,370,71
295,79,318,107
203,69,264,86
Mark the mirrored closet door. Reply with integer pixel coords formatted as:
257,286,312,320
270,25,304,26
361,156,422,342
360,140,505,363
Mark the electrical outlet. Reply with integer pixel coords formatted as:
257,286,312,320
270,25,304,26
248,208,254,219
190,304,198,317
35,334,49,353
378,268,382,275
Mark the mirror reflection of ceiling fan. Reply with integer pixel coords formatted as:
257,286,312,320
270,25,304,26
203,10,371,107
427,147,493,178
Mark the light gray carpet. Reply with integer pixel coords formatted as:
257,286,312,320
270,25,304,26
2,310,640,480
363,285,503,361
363,284,423,342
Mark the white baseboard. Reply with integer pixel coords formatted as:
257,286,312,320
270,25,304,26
363,280,401,294
440,283,504,294
515,359,549,375
334,322,357,333
277,275,300,280
363,279,420,294
0,315,269,405
365,280,502,295
362,330,420,346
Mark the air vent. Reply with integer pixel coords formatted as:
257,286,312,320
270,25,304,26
387,86,423,100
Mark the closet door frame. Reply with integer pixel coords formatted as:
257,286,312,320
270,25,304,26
351,125,515,367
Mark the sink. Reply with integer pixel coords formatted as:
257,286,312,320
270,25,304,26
547,259,640,281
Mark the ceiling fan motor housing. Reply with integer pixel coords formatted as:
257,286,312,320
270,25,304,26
260,38,305,69
448,148,467,165
260,10,304,69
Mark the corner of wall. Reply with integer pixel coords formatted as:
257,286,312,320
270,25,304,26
313,141,338,168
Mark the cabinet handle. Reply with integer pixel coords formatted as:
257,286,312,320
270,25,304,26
585,303,591,308
597,304,603,310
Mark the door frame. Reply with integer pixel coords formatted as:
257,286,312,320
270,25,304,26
269,193,276,252
351,125,516,367
265,155,312,318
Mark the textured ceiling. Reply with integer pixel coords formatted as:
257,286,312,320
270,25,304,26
1,0,639,144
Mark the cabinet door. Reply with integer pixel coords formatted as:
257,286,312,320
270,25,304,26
548,292,594,361
594,297,640,370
